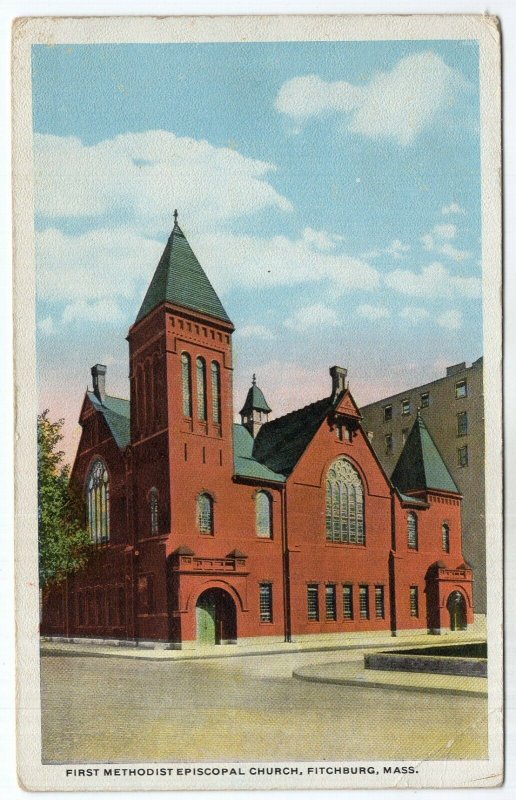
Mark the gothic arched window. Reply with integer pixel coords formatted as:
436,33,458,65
325,458,364,544
150,487,158,535
181,353,192,418
256,491,272,538
442,522,450,553
196,357,207,421
211,361,221,424
197,493,213,535
87,459,110,544
407,512,418,550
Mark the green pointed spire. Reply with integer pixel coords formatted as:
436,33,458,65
391,413,459,494
239,374,272,416
135,213,232,325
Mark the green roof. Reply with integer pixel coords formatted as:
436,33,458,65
253,396,333,476
135,221,232,325
233,424,285,482
239,379,271,415
87,392,131,450
391,414,459,494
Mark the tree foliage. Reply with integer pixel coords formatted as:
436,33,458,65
38,410,91,588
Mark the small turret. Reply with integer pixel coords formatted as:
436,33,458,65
239,375,271,438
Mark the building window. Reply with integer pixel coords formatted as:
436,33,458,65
325,458,365,545
385,433,393,454
343,585,353,620
86,459,110,544
181,352,192,417
325,585,337,621
196,357,207,421
420,392,430,408
402,428,409,445
359,586,369,619
383,405,392,422
197,493,214,534
255,491,272,538
457,411,468,436
211,361,221,424
401,399,411,416
307,585,319,621
149,487,158,535
410,586,419,617
375,585,385,619
259,583,273,623
455,379,467,399
407,512,418,550
442,522,450,553
458,445,469,467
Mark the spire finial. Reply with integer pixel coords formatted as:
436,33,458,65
252,373,256,386
173,209,178,226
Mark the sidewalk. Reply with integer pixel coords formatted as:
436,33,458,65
40,629,485,663
293,660,487,697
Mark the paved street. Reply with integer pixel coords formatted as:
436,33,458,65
41,649,488,763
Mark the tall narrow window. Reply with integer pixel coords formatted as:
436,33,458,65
259,583,273,623
383,405,392,422
255,491,272,538
196,357,207,421
211,361,221,424
325,458,365,544
150,487,158,535
307,585,319,621
410,586,419,617
181,353,192,417
457,411,468,436
343,585,353,620
375,586,385,619
455,379,467,398
87,459,110,544
197,493,213,535
407,512,418,550
458,445,469,467
385,433,393,454
359,585,369,619
325,585,337,621
420,392,430,408
442,522,450,553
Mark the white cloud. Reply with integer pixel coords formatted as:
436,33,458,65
302,227,342,251
61,299,125,325
439,243,471,262
284,303,340,332
363,239,410,260
437,309,463,330
442,202,466,215
275,52,468,146
400,306,430,323
356,304,390,320
38,316,56,335
238,324,274,340
432,224,457,240
385,262,481,299
420,224,471,261
34,130,292,230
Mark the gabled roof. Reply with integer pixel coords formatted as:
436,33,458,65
253,396,334,477
233,424,285,483
135,219,232,325
87,391,131,450
239,377,271,415
391,413,459,494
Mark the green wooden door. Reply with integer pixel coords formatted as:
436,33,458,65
196,594,216,645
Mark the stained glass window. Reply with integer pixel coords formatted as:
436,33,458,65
87,459,110,544
325,458,365,544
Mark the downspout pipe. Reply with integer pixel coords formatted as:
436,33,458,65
281,483,292,643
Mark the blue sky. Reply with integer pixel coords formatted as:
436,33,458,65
32,40,482,461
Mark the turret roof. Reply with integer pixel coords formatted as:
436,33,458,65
391,413,459,494
239,376,272,415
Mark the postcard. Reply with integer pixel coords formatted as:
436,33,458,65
13,13,502,791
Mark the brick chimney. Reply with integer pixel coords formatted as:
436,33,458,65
330,365,347,403
91,364,107,403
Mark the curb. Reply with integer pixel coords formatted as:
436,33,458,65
292,668,488,697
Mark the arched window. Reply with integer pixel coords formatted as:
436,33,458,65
325,458,364,544
181,353,192,417
196,357,207,421
256,491,272,538
211,361,221,424
197,493,213,535
442,522,450,553
87,459,110,544
150,487,158,535
407,512,418,549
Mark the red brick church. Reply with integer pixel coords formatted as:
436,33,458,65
41,215,474,647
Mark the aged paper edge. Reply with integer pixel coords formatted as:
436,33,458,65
12,13,503,792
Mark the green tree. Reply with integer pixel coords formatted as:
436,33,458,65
38,410,91,588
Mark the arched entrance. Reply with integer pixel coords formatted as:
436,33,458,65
447,591,467,631
196,588,237,645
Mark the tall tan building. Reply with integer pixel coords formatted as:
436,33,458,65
360,357,485,614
